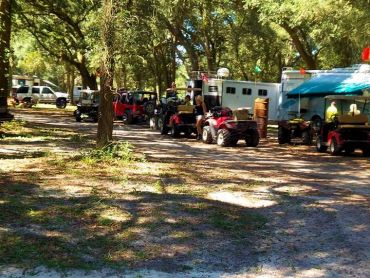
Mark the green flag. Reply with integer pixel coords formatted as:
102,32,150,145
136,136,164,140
255,65,262,74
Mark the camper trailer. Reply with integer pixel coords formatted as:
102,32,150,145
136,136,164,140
188,73,281,120
279,64,370,123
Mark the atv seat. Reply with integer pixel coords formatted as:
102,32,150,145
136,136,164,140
337,114,368,125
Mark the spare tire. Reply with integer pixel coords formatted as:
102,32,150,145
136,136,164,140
144,101,155,116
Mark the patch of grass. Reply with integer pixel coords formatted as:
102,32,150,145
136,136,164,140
80,142,134,165
0,120,26,131
69,134,88,144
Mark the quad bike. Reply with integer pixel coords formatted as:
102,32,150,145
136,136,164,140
278,115,314,145
316,95,370,156
202,106,260,147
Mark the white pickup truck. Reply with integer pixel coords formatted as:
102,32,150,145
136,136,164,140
15,86,69,108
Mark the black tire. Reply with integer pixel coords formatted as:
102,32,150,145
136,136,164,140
144,101,155,116
312,117,322,133
93,117,98,123
56,98,67,109
123,111,133,124
316,135,328,153
202,126,213,144
216,129,233,147
245,129,260,147
302,130,312,145
76,116,82,122
362,148,370,157
170,124,180,138
278,126,291,144
329,137,341,156
149,117,158,130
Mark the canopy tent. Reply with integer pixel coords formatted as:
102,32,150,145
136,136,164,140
287,73,370,98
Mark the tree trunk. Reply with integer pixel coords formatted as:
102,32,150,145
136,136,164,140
0,0,12,117
96,0,117,148
76,62,98,89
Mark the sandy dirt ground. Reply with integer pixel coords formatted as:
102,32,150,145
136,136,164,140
1,108,369,278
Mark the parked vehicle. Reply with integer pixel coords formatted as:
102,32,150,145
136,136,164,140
202,106,260,147
168,104,196,137
15,85,69,108
75,90,99,122
13,86,36,108
278,111,314,145
316,95,370,156
113,90,157,124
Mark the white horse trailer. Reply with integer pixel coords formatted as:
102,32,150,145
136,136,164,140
192,78,281,120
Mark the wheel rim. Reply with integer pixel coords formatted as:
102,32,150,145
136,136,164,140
330,139,336,153
217,132,224,145
202,129,208,141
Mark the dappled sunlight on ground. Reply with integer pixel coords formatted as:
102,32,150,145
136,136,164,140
1,107,369,277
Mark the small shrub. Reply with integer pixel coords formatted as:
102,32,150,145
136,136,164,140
81,142,134,165
0,120,26,131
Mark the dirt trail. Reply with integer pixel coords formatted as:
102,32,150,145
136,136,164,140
1,108,369,277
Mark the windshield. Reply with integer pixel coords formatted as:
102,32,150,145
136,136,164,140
326,97,370,120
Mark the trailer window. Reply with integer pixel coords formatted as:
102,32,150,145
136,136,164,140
226,87,236,94
242,88,252,95
258,89,268,96
209,86,218,93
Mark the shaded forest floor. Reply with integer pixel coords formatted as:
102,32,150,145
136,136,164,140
0,107,369,277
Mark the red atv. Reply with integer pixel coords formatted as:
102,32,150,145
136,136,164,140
316,95,370,156
113,90,157,124
202,106,260,147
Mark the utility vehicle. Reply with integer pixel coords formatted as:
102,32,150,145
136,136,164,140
75,90,100,122
113,90,157,124
316,95,370,156
155,87,201,136
202,106,260,147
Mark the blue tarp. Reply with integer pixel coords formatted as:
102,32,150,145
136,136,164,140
287,73,370,98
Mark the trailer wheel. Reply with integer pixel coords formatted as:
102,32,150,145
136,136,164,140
217,129,233,147
202,126,213,144
245,129,260,147
278,126,291,144
329,137,341,155
316,135,328,153
302,130,312,145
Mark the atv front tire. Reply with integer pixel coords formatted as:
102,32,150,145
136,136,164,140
202,126,213,144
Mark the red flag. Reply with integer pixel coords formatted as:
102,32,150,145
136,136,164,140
362,47,370,62
299,68,306,75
